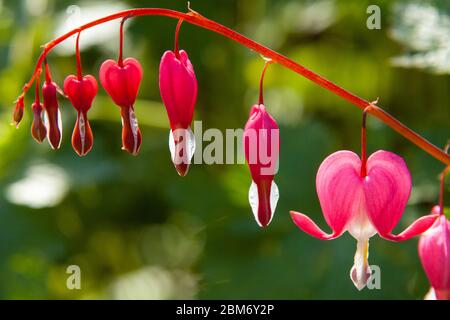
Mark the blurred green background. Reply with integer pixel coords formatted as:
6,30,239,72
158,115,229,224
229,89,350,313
0,0,448,299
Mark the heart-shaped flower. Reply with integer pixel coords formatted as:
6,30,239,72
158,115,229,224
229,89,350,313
64,75,98,156
100,57,143,155
159,49,197,176
419,206,450,300
290,150,438,289
243,104,280,227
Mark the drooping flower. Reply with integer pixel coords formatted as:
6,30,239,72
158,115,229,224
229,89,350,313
159,49,197,176
290,150,438,289
64,74,98,156
418,203,450,300
63,32,98,157
31,101,47,143
42,62,62,149
243,104,280,227
30,74,47,143
100,57,143,155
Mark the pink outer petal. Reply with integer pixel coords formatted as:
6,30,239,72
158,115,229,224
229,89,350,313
159,50,197,130
243,104,280,181
364,150,412,236
316,150,362,236
63,75,98,112
419,215,450,298
290,211,343,240
380,213,439,241
99,58,142,107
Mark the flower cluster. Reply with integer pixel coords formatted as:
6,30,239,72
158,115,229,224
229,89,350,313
13,11,449,299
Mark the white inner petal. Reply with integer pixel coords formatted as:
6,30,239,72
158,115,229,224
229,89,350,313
78,113,86,154
248,180,279,227
270,181,279,216
350,239,372,291
346,193,377,241
129,108,139,154
44,109,63,149
168,127,196,164
248,181,260,226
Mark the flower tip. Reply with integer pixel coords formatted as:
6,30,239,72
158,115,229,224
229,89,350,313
121,145,140,156
71,112,93,157
257,217,271,228
48,136,62,150
248,180,278,228
350,265,371,291
31,103,47,143
31,123,47,144
169,128,195,177
175,163,190,177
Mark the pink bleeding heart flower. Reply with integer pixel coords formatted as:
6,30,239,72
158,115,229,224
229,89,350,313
100,57,143,155
31,101,47,143
42,64,63,150
159,49,197,176
419,206,450,300
290,150,438,289
64,74,98,156
243,104,280,228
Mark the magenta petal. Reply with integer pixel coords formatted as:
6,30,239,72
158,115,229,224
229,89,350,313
316,150,362,236
243,104,280,181
364,150,412,236
99,58,143,108
290,211,343,240
159,50,197,130
381,213,438,241
419,215,450,299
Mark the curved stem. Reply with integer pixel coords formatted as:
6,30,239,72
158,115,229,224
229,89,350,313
118,16,129,67
174,18,184,58
360,106,371,177
75,31,82,80
258,60,272,105
439,142,450,214
16,8,450,165
35,69,41,104
44,58,52,83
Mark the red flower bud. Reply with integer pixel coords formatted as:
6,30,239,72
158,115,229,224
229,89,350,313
31,102,47,143
243,104,280,227
13,96,25,128
159,49,198,176
100,58,143,155
42,81,62,149
64,75,98,156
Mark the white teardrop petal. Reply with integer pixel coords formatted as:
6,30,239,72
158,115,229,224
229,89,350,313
248,180,279,227
248,181,261,227
57,108,63,138
169,129,175,162
350,239,371,291
78,113,86,155
168,127,196,164
129,108,139,154
43,110,49,131
270,181,279,221
44,109,62,149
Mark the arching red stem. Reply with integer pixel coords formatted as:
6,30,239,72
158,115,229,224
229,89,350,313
15,8,450,165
